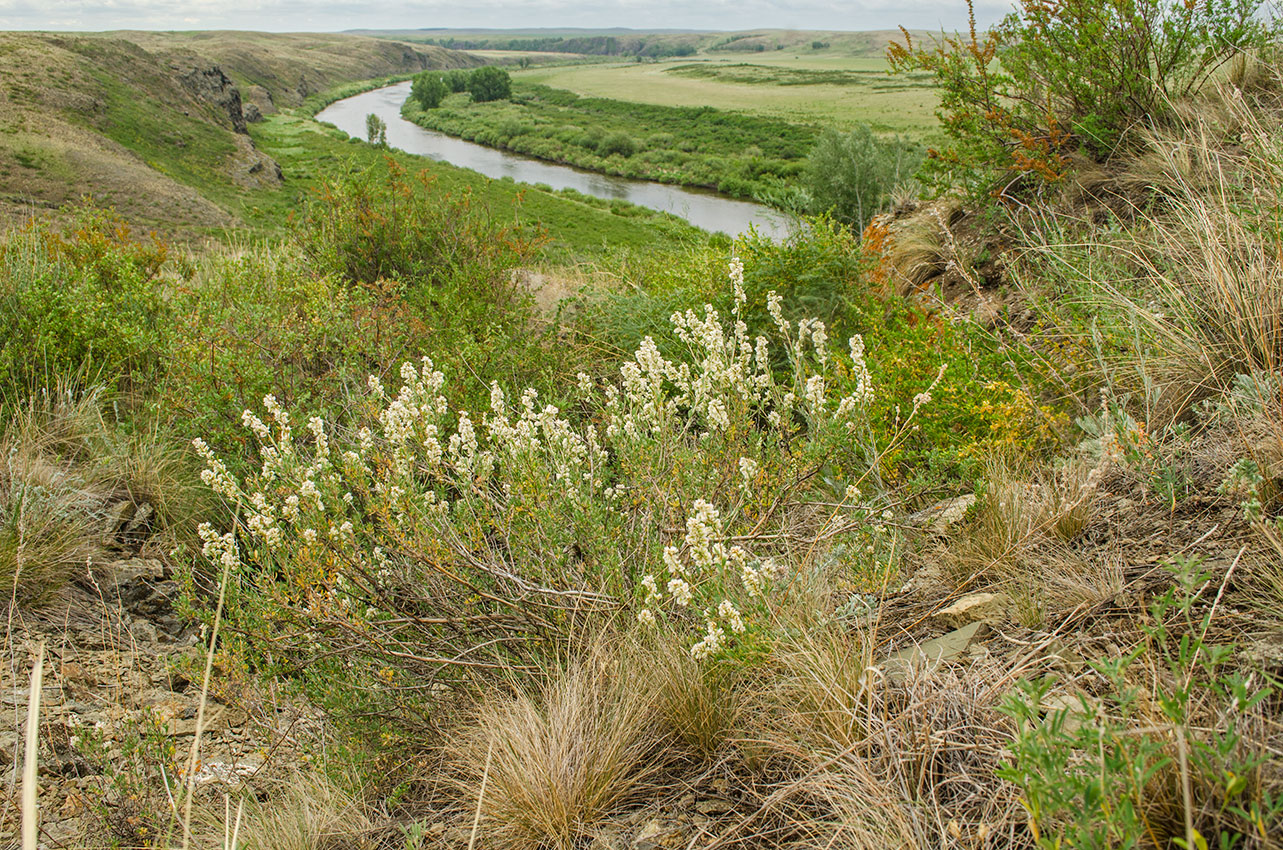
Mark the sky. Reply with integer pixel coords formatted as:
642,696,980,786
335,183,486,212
0,0,1015,34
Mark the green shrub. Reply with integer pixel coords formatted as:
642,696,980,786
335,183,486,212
889,0,1269,191
443,68,471,93
596,131,637,158
803,126,920,229
468,66,512,103
293,158,537,290
0,207,171,397
410,72,449,110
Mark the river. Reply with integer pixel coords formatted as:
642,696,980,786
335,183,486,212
314,82,793,240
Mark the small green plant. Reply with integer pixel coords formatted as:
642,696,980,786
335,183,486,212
999,555,1280,848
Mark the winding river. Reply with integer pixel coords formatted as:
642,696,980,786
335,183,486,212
315,82,793,240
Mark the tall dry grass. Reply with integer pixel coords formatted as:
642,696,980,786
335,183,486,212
454,641,664,850
1,386,206,604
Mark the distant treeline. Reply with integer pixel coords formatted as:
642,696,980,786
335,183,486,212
418,35,697,58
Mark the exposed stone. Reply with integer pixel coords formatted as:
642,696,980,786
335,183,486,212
934,592,1009,627
176,64,247,133
883,621,987,685
695,799,733,816
1040,693,1096,734
243,84,276,117
632,819,685,850
229,135,283,189
909,494,976,534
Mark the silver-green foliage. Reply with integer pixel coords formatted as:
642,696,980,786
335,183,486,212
803,126,920,230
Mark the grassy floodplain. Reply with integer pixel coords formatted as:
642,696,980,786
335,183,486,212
513,53,941,137
249,111,710,256
402,81,820,200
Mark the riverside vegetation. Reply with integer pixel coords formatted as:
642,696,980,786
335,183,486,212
404,67,922,221
5,3,1283,848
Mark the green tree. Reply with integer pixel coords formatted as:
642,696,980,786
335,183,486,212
365,113,387,146
411,72,450,110
804,126,919,230
444,69,471,93
468,66,512,103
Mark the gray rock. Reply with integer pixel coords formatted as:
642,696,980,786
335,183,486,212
883,621,987,685
909,494,976,534
176,64,247,133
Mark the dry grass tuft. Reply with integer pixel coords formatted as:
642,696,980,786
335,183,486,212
1,392,108,604
767,623,877,756
947,456,1102,584
646,636,744,760
191,774,376,850
0,386,206,604
456,642,663,850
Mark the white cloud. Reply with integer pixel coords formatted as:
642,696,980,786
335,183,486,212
0,0,1014,32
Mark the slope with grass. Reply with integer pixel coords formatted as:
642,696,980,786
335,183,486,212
103,30,481,111
355,27,930,60
0,30,476,236
6,11,1283,850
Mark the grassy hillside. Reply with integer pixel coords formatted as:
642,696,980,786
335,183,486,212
0,31,478,237
351,27,930,59
104,30,480,110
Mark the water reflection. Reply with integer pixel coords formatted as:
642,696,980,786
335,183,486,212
316,82,793,240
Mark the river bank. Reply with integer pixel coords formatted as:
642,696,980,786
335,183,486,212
315,81,794,239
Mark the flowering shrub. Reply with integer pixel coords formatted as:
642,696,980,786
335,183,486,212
194,259,943,744
889,0,1268,192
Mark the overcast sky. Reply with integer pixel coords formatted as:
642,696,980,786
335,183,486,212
0,0,1015,34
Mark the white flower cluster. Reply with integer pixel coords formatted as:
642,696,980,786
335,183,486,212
189,256,896,666
599,258,874,447
635,498,779,659
197,522,241,573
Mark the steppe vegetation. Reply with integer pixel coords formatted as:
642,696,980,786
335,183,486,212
5,3,1283,849
511,54,940,135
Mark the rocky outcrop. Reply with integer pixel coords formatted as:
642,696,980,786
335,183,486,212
229,135,283,188
176,64,247,133
242,84,275,121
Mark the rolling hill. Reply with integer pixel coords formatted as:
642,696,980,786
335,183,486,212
0,31,476,236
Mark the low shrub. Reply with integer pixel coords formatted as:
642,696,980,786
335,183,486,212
889,0,1269,192
192,258,941,749
596,131,637,158
0,207,171,397
293,158,539,291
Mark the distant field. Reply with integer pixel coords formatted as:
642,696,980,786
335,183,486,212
513,55,940,137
